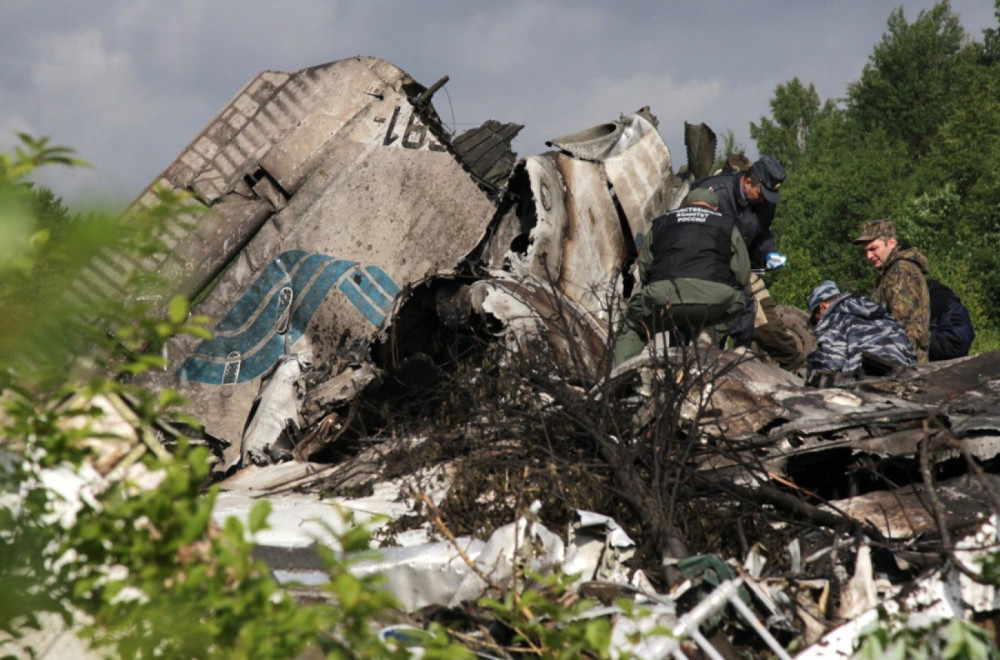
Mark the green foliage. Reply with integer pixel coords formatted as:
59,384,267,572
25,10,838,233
980,552,1000,591
979,0,1000,62
766,117,909,305
479,571,617,659
750,77,836,171
69,448,331,658
847,2,974,157
0,133,90,182
853,609,1000,659
760,1,1000,353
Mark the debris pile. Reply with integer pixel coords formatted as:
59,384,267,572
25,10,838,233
72,56,1000,656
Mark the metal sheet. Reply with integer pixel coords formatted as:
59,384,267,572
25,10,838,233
824,474,1000,540
551,155,629,318
470,273,609,382
130,57,498,444
498,153,624,320
498,112,679,325
603,114,680,239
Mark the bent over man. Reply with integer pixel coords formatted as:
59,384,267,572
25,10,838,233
692,155,806,371
852,219,931,362
805,280,916,381
612,188,749,366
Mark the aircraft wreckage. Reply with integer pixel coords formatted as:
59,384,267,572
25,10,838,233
64,56,1000,657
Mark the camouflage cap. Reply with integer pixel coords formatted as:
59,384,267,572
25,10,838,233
852,219,896,245
724,153,753,173
807,280,840,316
684,187,719,208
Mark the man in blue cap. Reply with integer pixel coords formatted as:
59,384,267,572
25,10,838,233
805,279,916,384
691,155,805,372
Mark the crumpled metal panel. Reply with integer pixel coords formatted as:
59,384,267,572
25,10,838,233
857,351,1000,414
795,514,1000,660
611,349,802,442
603,114,681,239
547,120,625,160
510,154,624,318
546,111,689,259
239,354,306,467
824,474,1000,540
470,273,609,382
497,112,680,326
688,351,803,439
134,56,498,445
767,389,928,440
551,155,628,316
503,154,623,321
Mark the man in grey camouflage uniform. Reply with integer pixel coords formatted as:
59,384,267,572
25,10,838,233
805,280,916,382
852,219,931,363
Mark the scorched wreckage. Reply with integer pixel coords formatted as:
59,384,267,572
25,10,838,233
72,56,1000,656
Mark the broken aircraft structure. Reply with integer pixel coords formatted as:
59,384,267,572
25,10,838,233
66,55,1000,657
80,54,711,463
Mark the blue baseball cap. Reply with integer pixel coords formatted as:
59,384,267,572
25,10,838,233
752,155,785,203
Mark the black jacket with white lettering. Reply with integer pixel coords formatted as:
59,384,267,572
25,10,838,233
646,205,738,286
691,171,777,269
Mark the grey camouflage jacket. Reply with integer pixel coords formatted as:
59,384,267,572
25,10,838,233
807,292,916,376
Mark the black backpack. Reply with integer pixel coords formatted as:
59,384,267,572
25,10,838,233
927,279,975,360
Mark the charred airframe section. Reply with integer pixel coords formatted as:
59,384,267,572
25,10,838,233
110,56,515,449
106,56,706,460
64,55,1000,657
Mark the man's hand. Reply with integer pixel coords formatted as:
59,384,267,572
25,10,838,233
765,252,788,269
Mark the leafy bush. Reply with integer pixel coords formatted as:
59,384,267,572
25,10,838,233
0,135,649,659
854,609,1000,660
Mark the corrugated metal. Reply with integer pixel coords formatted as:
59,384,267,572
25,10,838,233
451,119,523,190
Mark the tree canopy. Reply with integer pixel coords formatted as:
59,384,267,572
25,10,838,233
759,0,1000,354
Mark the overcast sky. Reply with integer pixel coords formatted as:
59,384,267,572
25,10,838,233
2,1,996,208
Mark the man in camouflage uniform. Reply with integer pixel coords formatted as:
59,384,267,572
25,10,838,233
852,219,931,362
805,280,916,382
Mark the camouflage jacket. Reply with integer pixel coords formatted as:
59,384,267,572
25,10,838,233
872,246,931,363
807,292,916,376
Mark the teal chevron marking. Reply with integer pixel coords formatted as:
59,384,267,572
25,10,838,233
178,251,400,384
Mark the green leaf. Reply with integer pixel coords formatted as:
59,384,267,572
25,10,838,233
167,295,189,324
248,500,272,535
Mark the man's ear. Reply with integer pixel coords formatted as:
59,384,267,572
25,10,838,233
887,236,898,250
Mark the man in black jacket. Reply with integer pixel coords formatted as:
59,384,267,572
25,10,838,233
927,279,975,360
691,155,805,371
612,188,749,366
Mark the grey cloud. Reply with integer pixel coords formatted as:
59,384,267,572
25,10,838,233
1,0,995,204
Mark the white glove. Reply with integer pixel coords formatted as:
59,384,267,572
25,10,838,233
765,252,788,269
